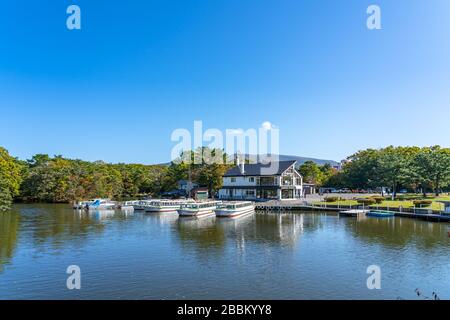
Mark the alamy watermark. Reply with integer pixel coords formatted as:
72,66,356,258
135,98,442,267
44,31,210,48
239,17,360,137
66,265,81,290
171,121,280,173
66,5,81,30
64,5,382,34
366,265,381,290
367,5,382,30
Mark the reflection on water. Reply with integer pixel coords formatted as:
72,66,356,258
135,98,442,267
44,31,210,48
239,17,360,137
346,215,448,249
0,209,20,271
176,214,226,254
0,204,448,299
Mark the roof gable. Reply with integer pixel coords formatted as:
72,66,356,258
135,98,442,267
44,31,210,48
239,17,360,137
224,160,297,177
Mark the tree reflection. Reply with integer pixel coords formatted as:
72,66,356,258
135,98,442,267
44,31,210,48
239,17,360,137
18,204,108,249
345,216,448,249
0,210,20,271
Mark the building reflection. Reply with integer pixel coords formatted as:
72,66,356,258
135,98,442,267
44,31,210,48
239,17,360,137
240,212,308,247
216,212,256,254
173,211,318,257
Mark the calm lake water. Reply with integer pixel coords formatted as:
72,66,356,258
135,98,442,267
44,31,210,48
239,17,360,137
0,204,449,300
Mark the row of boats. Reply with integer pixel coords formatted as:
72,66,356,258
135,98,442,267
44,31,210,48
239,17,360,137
74,199,255,218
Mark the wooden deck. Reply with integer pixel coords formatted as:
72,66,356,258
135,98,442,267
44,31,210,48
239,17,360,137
254,202,450,222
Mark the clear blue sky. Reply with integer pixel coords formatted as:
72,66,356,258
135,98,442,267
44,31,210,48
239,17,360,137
1,0,449,164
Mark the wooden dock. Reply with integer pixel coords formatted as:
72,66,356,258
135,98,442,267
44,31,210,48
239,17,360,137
339,209,369,217
394,211,450,222
254,202,450,223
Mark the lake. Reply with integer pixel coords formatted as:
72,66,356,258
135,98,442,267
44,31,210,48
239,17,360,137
0,204,449,300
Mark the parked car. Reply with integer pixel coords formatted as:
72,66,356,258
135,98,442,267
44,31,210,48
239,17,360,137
319,188,337,194
352,189,368,193
160,189,187,199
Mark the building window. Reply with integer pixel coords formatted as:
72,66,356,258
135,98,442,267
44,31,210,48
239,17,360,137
248,177,254,182
246,190,255,196
230,177,236,183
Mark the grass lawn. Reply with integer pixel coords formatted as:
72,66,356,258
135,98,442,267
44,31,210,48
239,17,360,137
313,194,450,211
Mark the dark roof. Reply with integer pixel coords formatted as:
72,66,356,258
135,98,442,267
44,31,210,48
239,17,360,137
224,160,297,177
178,180,198,186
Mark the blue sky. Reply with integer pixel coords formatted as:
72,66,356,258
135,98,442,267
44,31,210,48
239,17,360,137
1,0,449,164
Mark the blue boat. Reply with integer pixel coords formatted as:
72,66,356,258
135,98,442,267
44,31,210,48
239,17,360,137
367,210,396,218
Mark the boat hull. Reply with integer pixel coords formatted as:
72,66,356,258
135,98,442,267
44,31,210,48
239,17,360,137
120,205,134,211
88,205,116,211
145,206,180,213
367,210,395,218
178,208,215,217
215,206,255,218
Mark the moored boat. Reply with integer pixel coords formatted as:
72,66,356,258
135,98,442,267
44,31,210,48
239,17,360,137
145,199,194,213
367,210,396,218
120,201,138,211
215,201,255,218
73,200,93,209
177,201,221,217
74,199,116,210
86,199,116,211
133,200,156,211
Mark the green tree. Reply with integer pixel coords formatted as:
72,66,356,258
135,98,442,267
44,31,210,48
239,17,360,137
377,146,416,199
414,146,450,196
298,161,324,185
0,147,23,211
341,149,380,190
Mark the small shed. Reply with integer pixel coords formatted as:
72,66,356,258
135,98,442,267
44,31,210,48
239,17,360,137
191,187,209,200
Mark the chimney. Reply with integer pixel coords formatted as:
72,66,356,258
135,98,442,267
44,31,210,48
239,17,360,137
236,154,245,174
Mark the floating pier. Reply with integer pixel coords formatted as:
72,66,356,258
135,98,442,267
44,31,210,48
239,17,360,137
339,209,369,217
254,202,450,223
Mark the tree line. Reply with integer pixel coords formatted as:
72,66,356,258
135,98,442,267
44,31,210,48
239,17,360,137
1,145,449,211
308,145,450,199
0,147,230,211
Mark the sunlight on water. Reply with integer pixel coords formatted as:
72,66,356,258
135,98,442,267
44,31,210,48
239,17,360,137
0,204,449,300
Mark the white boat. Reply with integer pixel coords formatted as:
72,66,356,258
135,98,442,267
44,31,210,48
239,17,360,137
215,201,255,218
177,201,221,217
86,199,116,211
133,200,156,211
145,199,194,213
73,200,93,209
120,201,138,211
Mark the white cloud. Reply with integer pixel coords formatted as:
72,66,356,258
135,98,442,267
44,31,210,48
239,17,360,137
261,121,275,130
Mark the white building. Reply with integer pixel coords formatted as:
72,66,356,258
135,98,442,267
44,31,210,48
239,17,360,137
218,160,304,201
178,180,199,194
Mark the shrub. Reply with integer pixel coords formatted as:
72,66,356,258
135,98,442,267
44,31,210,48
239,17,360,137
413,200,433,208
356,198,376,206
370,196,385,204
324,196,340,203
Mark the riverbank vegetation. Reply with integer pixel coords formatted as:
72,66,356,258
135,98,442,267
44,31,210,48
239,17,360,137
0,147,230,211
316,195,449,211
1,145,449,211
0,147,23,211
316,146,450,199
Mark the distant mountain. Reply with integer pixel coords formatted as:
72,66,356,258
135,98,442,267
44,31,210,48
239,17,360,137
245,154,339,167
162,154,339,167
276,155,339,167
